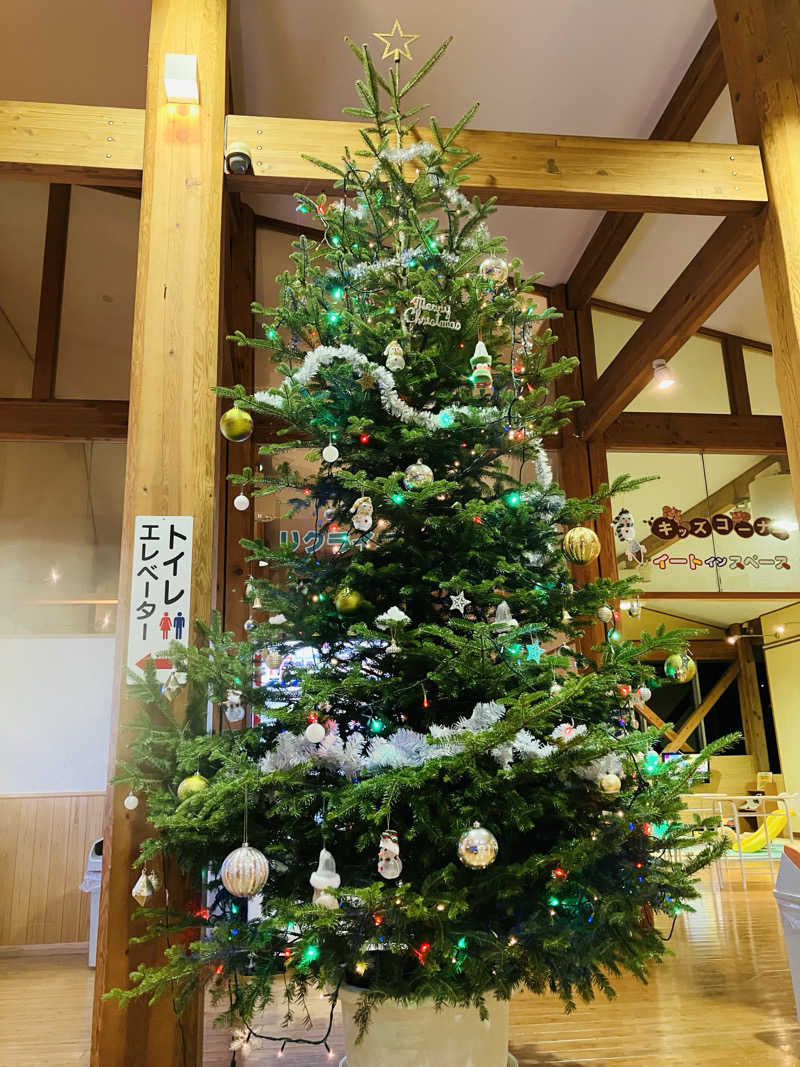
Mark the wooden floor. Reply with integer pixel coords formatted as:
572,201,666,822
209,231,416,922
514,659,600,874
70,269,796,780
3,867,800,1066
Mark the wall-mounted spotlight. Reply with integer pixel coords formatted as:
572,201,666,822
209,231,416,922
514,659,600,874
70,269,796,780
652,359,675,389
164,53,199,104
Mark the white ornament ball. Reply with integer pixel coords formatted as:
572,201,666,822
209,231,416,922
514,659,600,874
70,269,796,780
322,444,340,464
457,821,499,868
220,843,269,898
636,686,652,704
403,460,434,490
479,255,509,285
124,791,139,811
550,682,563,696
305,721,326,744
596,605,614,624
599,773,622,795
233,493,250,511
315,889,339,910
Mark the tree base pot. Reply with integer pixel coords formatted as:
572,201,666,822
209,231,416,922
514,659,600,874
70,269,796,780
337,984,518,1067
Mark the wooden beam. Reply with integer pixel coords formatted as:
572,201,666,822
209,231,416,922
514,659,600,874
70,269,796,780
0,399,128,440
566,23,728,307
218,199,256,634
735,633,770,771
0,101,144,186
0,102,767,214
622,455,780,564
715,0,800,528
590,296,774,352
722,335,752,416
604,412,786,454
639,702,694,753
664,660,740,752
90,1,227,1064
31,184,71,399
225,115,766,214
578,215,761,441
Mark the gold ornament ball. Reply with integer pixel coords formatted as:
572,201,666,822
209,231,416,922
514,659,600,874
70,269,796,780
334,588,363,614
177,773,208,801
562,526,601,565
219,407,254,443
599,773,622,795
457,821,499,869
220,843,269,898
664,653,697,684
266,650,283,670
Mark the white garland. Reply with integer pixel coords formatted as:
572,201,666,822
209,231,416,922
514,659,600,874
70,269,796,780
254,343,502,433
258,701,576,779
380,141,437,164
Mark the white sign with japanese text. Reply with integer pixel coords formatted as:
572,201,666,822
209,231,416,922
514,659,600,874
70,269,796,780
127,515,193,682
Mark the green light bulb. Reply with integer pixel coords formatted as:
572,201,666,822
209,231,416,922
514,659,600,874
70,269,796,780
391,492,405,505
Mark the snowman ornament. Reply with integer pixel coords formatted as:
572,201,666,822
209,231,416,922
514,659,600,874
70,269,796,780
350,495,374,532
377,829,402,879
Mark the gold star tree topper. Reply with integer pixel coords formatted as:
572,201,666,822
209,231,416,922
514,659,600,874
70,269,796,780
374,19,420,62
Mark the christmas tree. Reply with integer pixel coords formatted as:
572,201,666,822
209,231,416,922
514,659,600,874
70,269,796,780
111,35,726,1054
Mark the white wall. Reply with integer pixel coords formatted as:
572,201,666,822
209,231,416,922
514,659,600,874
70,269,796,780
0,635,115,793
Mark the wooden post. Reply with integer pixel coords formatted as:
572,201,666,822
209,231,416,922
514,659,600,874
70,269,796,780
552,289,613,657
90,1,227,1065
715,0,800,523
736,636,771,772
218,199,256,635
31,183,71,400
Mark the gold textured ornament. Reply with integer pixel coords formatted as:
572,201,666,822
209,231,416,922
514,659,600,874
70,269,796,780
457,821,499,868
266,650,283,670
131,870,157,906
334,588,363,614
177,773,208,801
664,653,697,684
219,407,254,443
562,526,601,565
220,843,269,898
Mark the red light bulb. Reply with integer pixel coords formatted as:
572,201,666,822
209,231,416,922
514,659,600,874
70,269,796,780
359,433,370,444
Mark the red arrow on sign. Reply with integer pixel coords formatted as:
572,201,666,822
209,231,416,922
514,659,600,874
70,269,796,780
136,654,173,670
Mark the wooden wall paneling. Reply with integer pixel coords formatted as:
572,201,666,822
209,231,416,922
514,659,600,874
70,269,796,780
566,23,728,307
31,183,71,400
715,0,800,526
90,0,227,1063
0,793,103,947
578,215,760,441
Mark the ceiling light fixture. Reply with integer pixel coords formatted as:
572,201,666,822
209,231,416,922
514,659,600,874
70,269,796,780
652,359,675,389
164,53,199,104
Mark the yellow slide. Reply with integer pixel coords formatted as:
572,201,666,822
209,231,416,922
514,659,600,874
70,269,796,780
725,810,794,852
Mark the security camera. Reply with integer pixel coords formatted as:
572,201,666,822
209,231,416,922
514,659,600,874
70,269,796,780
226,141,252,175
